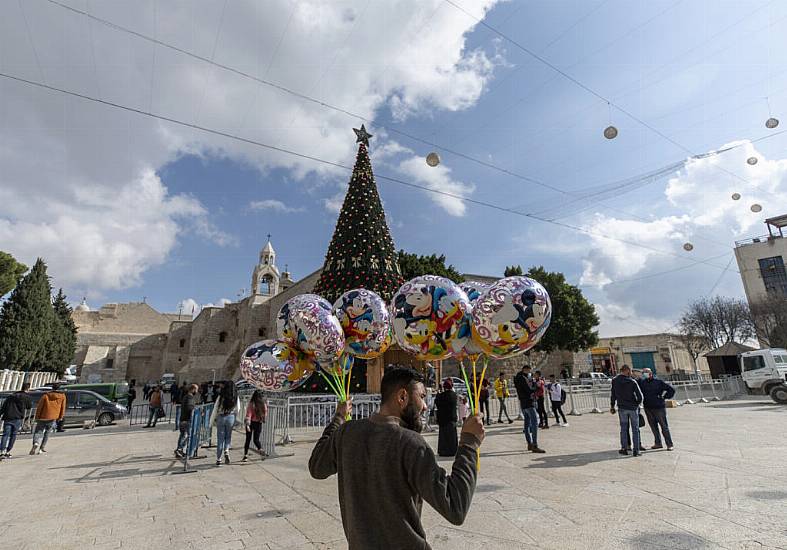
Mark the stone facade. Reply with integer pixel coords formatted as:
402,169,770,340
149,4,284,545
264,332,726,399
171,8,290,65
588,333,710,377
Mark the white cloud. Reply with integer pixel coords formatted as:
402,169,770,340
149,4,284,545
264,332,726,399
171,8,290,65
397,156,476,217
177,297,232,318
249,199,305,214
0,0,503,293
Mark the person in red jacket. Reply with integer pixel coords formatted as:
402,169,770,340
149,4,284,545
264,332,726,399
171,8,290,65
30,384,66,455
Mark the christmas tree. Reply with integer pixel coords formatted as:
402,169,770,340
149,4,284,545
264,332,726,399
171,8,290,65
313,125,404,304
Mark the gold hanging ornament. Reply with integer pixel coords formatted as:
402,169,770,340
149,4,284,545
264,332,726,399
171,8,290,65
426,152,441,167
747,157,758,165
751,204,763,213
683,243,694,252
731,193,741,201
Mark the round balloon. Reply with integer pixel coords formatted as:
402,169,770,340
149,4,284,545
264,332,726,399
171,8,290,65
333,289,391,359
472,276,552,359
277,294,345,362
458,281,491,361
239,339,316,392
391,275,472,360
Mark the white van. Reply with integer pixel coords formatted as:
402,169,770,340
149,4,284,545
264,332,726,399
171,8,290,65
739,348,787,403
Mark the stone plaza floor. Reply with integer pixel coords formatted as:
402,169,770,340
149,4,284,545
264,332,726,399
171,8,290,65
1,397,787,550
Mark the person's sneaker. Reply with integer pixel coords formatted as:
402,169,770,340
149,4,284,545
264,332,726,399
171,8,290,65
651,444,663,450
527,443,534,451
30,445,39,455
216,460,222,466
639,445,646,452
618,449,628,455
497,420,503,424
562,423,569,427
532,447,546,453
667,446,674,451
39,448,47,453
242,455,248,462
543,425,550,429
633,452,641,457
507,419,513,424
174,449,185,459
224,452,230,465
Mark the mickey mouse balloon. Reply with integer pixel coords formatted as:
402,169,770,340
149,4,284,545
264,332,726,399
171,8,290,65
391,275,472,360
333,288,391,359
471,276,552,359
276,294,344,363
240,339,317,392
458,281,491,361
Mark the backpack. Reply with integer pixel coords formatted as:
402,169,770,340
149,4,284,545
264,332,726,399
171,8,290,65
560,389,567,405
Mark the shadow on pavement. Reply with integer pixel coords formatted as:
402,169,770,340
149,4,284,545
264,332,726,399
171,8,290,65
527,450,618,468
480,450,527,458
746,489,787,500
706,401,782,409
47,454,165,470
626,530,710,549
245,509,291,520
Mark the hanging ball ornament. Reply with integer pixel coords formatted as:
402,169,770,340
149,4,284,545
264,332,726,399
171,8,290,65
766,117,780,129
603,125,618,139
751,203,763,213
426,152,441,167
731,193,741,201
747,157,758,165
683,243,694,252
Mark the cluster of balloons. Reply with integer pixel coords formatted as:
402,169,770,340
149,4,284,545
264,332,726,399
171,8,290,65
241,275,552,392
240,289,391,392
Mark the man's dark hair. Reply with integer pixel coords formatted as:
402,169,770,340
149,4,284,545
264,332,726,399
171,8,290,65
21,382,31,391
549,374,555,379
620,364,631,373
535,370,542,376
523,365,532,371
380,367,424,404
51,382,61,391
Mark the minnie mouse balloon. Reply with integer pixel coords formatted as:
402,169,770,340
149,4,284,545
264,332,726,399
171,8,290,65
240,339,316,392
277,294,345,362
391,275,472,360
333,289,391,359
472,276,552,359
458,281,491,361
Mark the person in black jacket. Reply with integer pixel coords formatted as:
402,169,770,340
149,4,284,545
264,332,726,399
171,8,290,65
0,382,33,459
610,365,644,456
514,365,545,453
434,379,459,456
175,384,199,459
638,368,676,450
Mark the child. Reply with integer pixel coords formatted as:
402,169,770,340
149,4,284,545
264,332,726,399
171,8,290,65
458,394,469,420
548,374,569,427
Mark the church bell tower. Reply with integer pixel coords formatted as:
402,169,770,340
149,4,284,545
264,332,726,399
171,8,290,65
251,235,280,297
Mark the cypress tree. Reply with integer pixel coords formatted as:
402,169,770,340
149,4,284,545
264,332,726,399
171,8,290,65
47,289,77,374
0,258,53,371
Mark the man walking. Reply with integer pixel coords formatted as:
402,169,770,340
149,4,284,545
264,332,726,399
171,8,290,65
30,384,66,455
175,384,199,459
0,382,33,459
534,370,549,429
309,367,485,549
547,374,568,427
610,365,643,457
638,368,676,450
127,384,137,413
514,365,544,453
143,385,162,428
494,372,514,424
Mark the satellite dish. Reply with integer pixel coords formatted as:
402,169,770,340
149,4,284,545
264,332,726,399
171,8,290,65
747,157,758,165
425,152,440,167
603,126,618,139
751,204,763,213
766,117,779,129
683,243,694,252
731,193,741,200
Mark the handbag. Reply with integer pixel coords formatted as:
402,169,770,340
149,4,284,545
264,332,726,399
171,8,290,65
156,407,166,419
638,412,646,428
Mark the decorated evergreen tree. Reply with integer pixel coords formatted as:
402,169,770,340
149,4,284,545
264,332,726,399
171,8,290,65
0,258,54,370
45,289,78,374
313,126,404,304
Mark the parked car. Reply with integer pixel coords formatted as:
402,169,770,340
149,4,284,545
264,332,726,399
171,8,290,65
739,348,787,403
33,382,130,405
578,372,611,383
0,389,127,427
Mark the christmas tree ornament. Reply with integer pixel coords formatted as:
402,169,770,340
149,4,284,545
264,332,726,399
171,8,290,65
472,276,552,359
426,152,441,167
240,339,316,392
353,124,373,146
333,288,392,359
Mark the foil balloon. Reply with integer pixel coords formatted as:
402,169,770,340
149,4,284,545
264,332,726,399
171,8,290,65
239,339,316,392
458,281,491,361
333,289,392,359
472,276,551,359
391,275,472,360
276,294,345,362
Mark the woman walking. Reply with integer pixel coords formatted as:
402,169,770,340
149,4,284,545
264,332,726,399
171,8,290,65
209,382,241,466
434,379,458,457
243,390,268,461
479,378,491,426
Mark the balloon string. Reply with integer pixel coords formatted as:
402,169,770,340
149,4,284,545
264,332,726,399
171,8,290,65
471,359,478,416
459,363,475,413
318,369,343,399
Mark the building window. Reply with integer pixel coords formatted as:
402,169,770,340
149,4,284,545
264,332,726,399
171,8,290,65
219,331,227,343
258,327,266,337
105,358,114,370
759,256,787,295
179,339,185,348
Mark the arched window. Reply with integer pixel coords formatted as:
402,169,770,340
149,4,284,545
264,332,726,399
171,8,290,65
260,274,273,295
219,331,227,343
179,339,185,348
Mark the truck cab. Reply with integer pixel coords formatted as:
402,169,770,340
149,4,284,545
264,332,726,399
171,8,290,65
739,348,787,403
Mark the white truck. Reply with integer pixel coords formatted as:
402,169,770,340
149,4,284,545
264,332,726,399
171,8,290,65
739,348,787,404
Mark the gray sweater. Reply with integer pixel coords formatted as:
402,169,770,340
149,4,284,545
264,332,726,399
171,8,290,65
309,413,480,550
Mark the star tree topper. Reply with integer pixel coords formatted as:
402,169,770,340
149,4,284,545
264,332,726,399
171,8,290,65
353,124,373,146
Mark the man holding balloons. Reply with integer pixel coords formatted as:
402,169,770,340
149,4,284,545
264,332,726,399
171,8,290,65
309,367,485,550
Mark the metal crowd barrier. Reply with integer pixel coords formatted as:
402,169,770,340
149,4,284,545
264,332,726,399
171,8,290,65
174,403,215,474
128,402,176,426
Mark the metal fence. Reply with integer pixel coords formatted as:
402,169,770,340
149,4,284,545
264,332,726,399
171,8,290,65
128,402,177,426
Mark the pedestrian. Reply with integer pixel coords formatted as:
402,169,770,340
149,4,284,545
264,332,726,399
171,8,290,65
127,384,137,413
143,382,151,401
458,394,469,420
534,370,549,429
309,366,484,549
170,382,181,405
434,378,459,457
494,372,514,424
479,378,491,426
200,383,209,404
209,381,240,466
560,368,569,380
425,362,436,389
30,383,66,455
610,365,644,457
243,390,268,461
421,387,435,433
211,382,221,403
143,385,163,428
0,382,32,459
638,368,676,450
175,384,199,459
547,374,568,427
514,365,544,453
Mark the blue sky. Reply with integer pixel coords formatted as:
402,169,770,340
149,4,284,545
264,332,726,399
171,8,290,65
2,0,787,335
